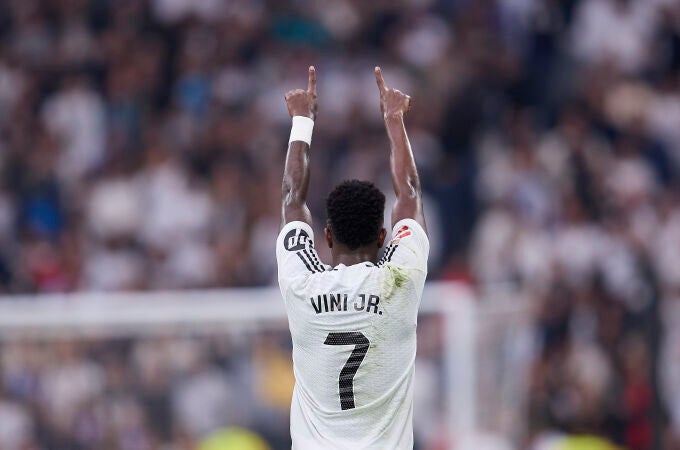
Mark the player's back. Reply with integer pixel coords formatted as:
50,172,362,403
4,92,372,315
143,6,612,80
276,219,429,450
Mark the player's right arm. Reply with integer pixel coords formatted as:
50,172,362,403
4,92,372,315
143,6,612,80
277,67,326,289
375,67,427,234
281,66,318,228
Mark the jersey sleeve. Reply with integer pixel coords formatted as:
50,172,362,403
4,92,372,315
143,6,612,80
378,218,429,273
276,221,326,294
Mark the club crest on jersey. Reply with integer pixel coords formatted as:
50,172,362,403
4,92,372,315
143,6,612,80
284,228,311,251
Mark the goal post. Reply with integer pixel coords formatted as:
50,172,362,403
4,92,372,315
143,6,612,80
0,282,532,449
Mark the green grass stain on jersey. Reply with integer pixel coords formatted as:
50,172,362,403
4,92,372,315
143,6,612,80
368,265,407,351
362,264,410,374
392,267,407,289
383,264,408,300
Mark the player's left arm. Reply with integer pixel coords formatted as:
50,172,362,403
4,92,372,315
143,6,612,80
281,66,318,228
374,68,429,274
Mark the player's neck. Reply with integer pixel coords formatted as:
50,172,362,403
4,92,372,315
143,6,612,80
331,246,378,266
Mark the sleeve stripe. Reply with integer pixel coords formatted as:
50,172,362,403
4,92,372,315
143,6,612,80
378,246,390,266
378,244,399,266
303,248,325,273
385,245,398,263
305,245,326,272
296,252,317,273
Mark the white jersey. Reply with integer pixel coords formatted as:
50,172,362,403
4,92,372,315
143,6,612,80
276,218,429,450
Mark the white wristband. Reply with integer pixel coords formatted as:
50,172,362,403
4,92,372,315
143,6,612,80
289,116,314,145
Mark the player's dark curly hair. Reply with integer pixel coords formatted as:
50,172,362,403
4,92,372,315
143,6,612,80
326,180,386,250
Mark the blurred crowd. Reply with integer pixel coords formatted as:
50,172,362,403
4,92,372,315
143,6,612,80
0,320,447,450
0,0,679,448
0,334,293,450
0,331,306,450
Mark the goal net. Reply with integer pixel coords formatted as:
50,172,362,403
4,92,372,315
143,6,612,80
0,282,533,450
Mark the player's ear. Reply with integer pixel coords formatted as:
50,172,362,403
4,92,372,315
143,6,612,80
377,227,387,248
325,226,333,249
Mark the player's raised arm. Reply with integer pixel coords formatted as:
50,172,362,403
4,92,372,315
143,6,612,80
375,67,427,233
281,66,318,228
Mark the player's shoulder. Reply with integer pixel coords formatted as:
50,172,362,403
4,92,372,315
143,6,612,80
381,218,428,255
390,218,428,243
278,221,315,250
276,221,328,279
374,218,429,278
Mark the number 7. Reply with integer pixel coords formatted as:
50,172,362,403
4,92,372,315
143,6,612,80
324,332,370,410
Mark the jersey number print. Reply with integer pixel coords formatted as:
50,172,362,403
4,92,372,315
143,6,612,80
324,332,370,410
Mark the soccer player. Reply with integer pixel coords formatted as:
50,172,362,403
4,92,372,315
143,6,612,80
276,65,429,449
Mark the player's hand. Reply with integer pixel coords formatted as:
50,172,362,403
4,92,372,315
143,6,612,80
375,67,411,120
285,66,318,121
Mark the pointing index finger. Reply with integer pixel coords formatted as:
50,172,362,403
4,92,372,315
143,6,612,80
308,66,316,95
375,66,387,92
